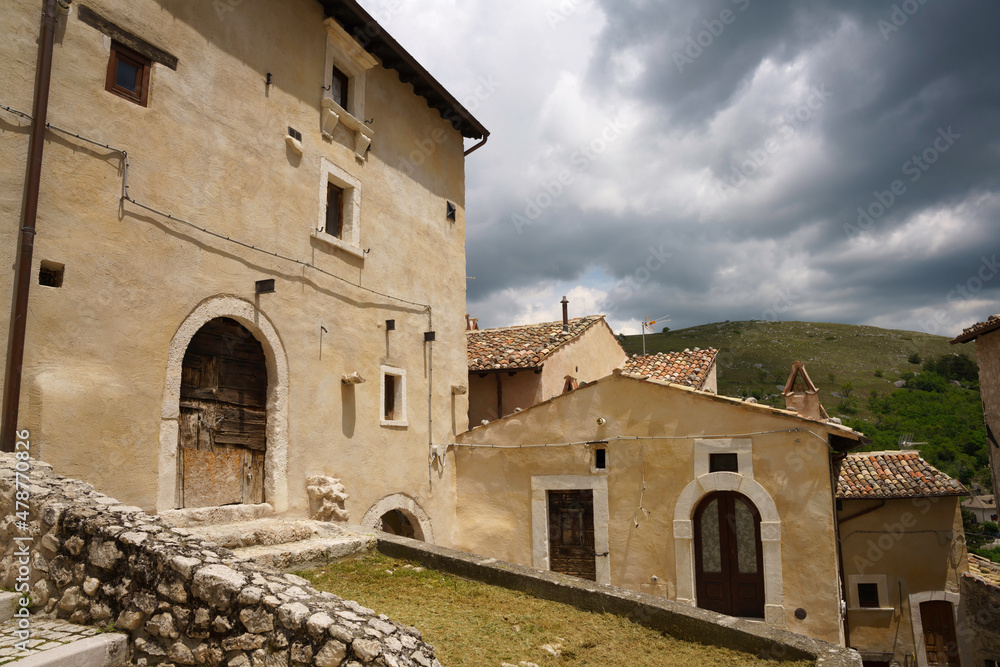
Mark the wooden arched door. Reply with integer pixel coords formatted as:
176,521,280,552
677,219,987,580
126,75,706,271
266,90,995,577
178,318,267,507
694,491,765,618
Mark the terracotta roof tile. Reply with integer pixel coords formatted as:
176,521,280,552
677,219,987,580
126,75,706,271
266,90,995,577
622,349,719,390
466,316,607,371
952,314,1000,343
966,554,1000,589
837,451,967,499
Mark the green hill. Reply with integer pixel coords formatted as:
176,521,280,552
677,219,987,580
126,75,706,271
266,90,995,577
620,320,971,417
620,321,988,488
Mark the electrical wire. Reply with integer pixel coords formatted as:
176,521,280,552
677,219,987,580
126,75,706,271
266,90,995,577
445,427,836,450
0,103,431,312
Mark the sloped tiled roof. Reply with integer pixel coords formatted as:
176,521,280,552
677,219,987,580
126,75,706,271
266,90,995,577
467,316,608,371
963,494,996,510
622,349,718,390
837,451,967,499
967,554,1000,589
952,314,1000,344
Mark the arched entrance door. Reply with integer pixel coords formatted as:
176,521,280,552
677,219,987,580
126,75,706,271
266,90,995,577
178,317,267,507
694,491,765,618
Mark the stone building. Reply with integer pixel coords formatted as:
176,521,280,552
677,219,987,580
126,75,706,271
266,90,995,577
0,0,487,539
452,369,867,645
466,312,626,424
837,451,969,666
952,314,1000,495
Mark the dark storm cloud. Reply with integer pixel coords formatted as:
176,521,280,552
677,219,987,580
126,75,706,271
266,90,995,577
466,0,1000,334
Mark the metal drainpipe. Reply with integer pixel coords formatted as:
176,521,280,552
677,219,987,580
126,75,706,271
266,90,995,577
1,0,59,452
463,134,488,157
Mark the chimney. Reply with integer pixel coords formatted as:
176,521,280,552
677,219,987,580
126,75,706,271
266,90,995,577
561,296,569,332
465,314,479,331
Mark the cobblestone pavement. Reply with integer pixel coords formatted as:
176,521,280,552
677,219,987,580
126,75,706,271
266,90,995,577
0,617,104,664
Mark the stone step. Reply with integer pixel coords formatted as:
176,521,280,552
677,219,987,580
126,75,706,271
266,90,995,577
176,518,344,549
0,618,127,666
157,503,274,528
232,533,374,571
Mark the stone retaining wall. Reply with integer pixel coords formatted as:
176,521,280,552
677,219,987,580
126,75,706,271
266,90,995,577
0,454,439,667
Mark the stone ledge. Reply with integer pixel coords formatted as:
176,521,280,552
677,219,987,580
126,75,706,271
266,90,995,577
376,533,862,667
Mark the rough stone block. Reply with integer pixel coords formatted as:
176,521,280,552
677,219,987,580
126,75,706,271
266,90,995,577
192,564,247,610
314,641,347,667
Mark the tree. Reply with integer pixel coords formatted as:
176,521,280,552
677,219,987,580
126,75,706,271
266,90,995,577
662,326,670,333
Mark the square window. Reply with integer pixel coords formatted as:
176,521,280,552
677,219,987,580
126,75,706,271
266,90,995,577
858,583,879,608
331,65,349,110
326,183,344,238
709,453,739,473
380,365,407,427
106,42,151,106
38,261,64,288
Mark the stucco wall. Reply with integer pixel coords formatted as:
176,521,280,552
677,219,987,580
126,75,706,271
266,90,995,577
536,320,627,402
453,374,849,645
975,331,1000,494
468,370,541,425
0,0,469,539
838,497,968,664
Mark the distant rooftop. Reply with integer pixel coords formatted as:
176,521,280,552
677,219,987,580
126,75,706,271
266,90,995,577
967,554,1000,589
622,349,718,390
467,316,608,371
951,314,1000,344
837,451,967,499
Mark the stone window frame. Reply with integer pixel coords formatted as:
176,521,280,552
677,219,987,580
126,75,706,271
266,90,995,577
314,158,364,258
847,574,891,611
673,438,786,628
380,365,407,427
531,475,610,585
321,18,376,159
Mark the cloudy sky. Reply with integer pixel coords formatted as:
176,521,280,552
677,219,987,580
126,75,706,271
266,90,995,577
357,0,1000,337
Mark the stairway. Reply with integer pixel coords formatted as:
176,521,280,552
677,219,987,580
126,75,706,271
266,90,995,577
158,504,374,571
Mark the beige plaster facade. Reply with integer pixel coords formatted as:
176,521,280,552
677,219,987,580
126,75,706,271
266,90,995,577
453,372,864,645
0,0,486,542
467,318,626,424
972,330,1000,494
838,497,969,665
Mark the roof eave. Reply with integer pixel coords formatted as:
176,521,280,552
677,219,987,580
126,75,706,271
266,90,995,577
318,0,490,140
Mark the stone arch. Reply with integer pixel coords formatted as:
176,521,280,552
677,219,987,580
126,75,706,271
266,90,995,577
672,472,785,626
361,494,434,544
157,296,289,513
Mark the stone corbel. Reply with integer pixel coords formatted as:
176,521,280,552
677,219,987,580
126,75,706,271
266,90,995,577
321,98,341,138
321,97,374,160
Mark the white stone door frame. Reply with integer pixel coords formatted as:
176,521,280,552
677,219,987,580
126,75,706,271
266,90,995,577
908,590,964,667
673,472,785,627
531,475,610,585
158,296,289,513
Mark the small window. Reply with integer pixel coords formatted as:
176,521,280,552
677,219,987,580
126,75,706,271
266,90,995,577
858,583,879,608
106,42,151,106
446,201,457,221
326,183,344,238
380,365,407,427
595,449,606,470
709,453,739,473
38,261,64,288
331,65,349,110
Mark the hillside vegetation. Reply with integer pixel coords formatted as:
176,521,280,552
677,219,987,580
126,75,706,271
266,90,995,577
620,321,987,488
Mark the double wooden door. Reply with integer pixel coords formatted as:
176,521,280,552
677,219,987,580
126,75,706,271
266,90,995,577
548,489,597,581
694,491,765,618
178,318,267,508
920,601,960,666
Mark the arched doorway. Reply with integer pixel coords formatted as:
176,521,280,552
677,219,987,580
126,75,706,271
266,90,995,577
694,491,765,618
361,494,434,543
377,509,417,538
178,317,267,507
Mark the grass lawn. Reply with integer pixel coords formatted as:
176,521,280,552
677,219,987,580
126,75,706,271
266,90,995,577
300,552,814,667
